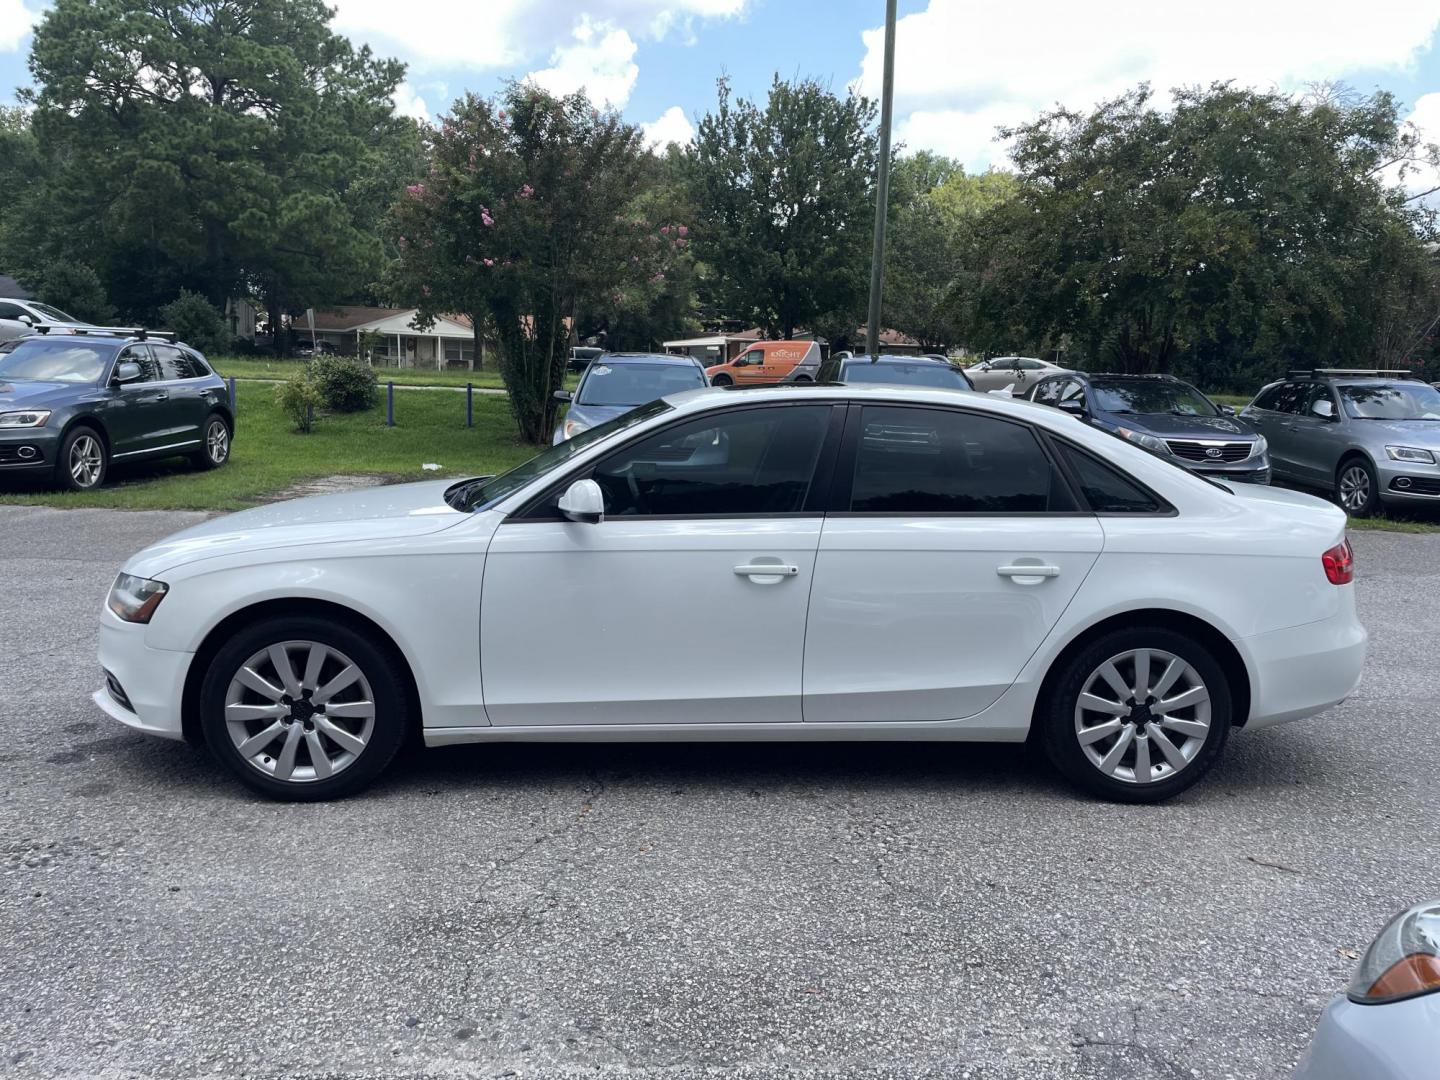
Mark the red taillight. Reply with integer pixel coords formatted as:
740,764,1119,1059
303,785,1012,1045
1322,539,1354,585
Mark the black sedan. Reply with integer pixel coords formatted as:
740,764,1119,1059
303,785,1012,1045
0,333,233,491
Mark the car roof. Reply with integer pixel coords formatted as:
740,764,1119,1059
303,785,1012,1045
593,352,702,366
840,353,953,366
661,382,1060,419
10,332,126,350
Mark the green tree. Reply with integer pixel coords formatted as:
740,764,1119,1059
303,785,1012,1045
157,289,227,354
958,84,1438,380
689,76,879,339
30,262,117,324
387,85,677,444
14,0,420,339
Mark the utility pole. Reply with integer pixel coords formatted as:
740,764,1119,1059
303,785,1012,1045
865,0,898,360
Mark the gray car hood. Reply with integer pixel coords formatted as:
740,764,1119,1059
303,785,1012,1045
1348,418,1440,445
0,379,95,406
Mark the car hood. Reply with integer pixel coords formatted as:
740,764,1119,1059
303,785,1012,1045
0,379,92,406
1348,419,1440,445
124,480,467,576
1106,412,1257,439
553,402,633,442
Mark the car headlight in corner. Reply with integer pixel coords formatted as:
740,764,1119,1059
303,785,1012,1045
1250,435,1268,457
0,410,51,428
1347,900,1440,1004
563,418,590,439
1116,427,1169,455
107,573,169,624
1385,446,1436,465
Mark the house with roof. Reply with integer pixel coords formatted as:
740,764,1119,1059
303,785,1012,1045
295,305,488,369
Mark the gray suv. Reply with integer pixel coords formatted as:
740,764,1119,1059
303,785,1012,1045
1241,369,1440,515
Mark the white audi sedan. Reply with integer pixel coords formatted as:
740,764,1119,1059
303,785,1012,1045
95,385,1367,802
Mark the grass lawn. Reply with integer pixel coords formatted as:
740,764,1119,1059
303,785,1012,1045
0,380,539,512
210,356,579,392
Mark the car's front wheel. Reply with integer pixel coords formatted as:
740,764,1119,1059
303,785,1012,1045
55,425,107,491
1038,626,1231,803
711,373,733,387
191,413,231,471
199,616,409,800
1335,457,1379,517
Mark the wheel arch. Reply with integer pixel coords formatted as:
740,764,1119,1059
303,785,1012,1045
180,597,423,745
57,413,110,454
1031,608,1252,732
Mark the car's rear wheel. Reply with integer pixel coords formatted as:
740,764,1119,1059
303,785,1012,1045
199,616,409,801
711,373,732,387
1039,627,1231,803
794,375,813,383
55,425,107,491
191,413,231,471
1335,457,1379,517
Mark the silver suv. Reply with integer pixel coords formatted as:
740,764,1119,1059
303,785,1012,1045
1241,369,1440,515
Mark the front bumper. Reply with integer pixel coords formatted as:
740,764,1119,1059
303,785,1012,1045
94,616,191,740
1293,993,1440,1080
0,426,60,473
1377,457,1440,504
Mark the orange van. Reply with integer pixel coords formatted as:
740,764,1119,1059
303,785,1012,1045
704,341,822,386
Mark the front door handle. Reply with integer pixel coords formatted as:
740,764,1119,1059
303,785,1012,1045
998,564,1060,584
734,563,799,581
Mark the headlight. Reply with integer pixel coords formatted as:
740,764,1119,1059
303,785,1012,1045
106,573,169,624
1116,427,1169,455
563,418,590,439
1385,446,1436,464
0,410,51,428
1348,901,1440,1005
1251,435,1268,457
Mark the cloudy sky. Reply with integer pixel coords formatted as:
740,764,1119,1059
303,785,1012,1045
2,0,1438,185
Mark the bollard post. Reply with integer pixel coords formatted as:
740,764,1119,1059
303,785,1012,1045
386,381,394,427
466,382,473,428
228,375,236,409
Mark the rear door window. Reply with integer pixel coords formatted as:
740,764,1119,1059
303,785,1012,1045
845,406,1075,514
1053,441,1163,513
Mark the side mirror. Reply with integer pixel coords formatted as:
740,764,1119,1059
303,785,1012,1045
1220,404,1237,416
1057,398,1087,418
17,314,34,327
557,478,604,523
113,361,143,384
553,389,572,402
1312,399,1335,420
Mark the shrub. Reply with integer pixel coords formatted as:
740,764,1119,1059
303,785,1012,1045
157,290,228,355
276,373,323,433
308,354,378,413
32,262,115,324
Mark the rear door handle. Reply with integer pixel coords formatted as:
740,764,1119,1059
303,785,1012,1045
998,564,1060,583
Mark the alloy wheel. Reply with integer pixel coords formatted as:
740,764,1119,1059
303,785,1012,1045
223,641,376,783
1072,648,1211,785
1338,465,1371,513
69,435,104,488
207,420,229,464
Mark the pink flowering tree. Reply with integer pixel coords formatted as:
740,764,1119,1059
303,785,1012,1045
387,85,677,443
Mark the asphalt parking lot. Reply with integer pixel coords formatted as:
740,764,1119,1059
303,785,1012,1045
1,505,1437,1079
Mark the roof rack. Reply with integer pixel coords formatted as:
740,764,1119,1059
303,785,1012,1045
33,324,176,342
1287,368,1413,379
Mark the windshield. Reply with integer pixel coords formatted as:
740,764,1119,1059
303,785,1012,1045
841,360,969,390
445,399,673,511
577,362,706,407
28,302,79,323
0,338,114,382
1338,382,1440,420
1091,380,1218,416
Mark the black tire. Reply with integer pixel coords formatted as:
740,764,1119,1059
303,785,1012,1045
190,412,232,471
54,424,108,491
1037,626,1231,803
1334,456,1379,517
711,374,733,387
198,615,410,801
793,375,814,383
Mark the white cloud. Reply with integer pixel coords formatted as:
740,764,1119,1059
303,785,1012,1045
854,0,1440,167
330,0,745,70
392,82,431,123
525,17,638,108
641,105,695,149
1395,93,1440,201
0,0,39,52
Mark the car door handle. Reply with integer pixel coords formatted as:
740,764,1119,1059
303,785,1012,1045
998,564,1060,583
734,563,799,579
150,392,169,401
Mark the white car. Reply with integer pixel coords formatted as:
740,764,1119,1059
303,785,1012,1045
0,298,92,343
965,356,1070,394
95,385,1367,802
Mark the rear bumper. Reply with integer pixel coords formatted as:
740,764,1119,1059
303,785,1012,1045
1293,994,1440,1080
95,617,191,740
1241,600,1367,731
